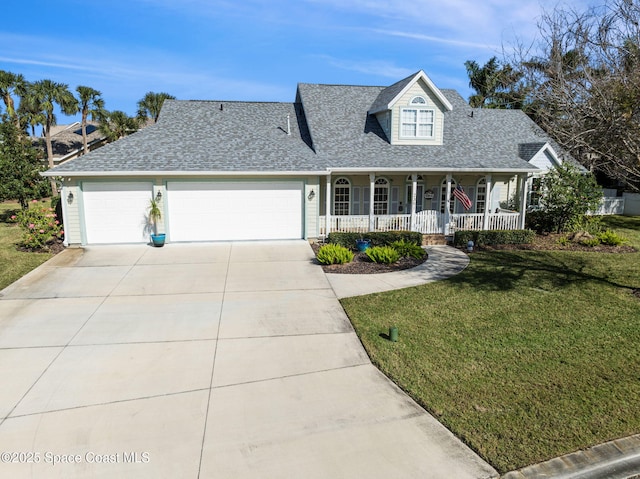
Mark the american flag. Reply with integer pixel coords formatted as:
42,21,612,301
453,185,472,211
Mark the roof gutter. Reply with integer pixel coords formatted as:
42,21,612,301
40,169,331,178
327,166,540,174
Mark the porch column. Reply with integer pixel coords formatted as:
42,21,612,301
410,173,417,231
325,174,332,237
369,173,375,232
444,173,452,235
483,174,492,230
518,174,529,229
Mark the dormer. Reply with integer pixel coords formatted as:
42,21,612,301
519,142,562,174
369,70,453,146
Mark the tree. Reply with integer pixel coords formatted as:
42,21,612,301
99,110,139,142
0,119,49,209
536,163,603,233
464,57,522,108
513,0,640,191
136,91,175,124
0,70,27,127
76,86,105,154
22,80,79,196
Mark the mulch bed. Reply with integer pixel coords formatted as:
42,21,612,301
310,243,427,274
17,238,65,255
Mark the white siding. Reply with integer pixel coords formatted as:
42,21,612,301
390,80,446,146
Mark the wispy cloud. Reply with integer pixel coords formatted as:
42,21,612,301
374,30,500,51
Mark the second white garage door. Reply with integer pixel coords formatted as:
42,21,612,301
167,181,303,241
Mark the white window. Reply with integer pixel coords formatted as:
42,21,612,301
333,178,350,215
476,177,487,213
374,178,389,215
401,107,435,138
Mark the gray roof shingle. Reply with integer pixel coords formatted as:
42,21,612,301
46,79,568,176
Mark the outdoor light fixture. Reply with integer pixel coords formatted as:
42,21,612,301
308,189,316,201
156,191,162,201
67,191,74,204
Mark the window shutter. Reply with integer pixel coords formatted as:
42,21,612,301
363,187,370,214
466,186,475,212
352,187,360,215
391,186,400,213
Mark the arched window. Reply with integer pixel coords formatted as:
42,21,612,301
476,177,487,213
333,177,350,215
440,177,456,213
401,98,434,138
410,96,427,105
374,178,389,215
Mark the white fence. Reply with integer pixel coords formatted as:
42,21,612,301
319,211,521,236
588,197,625,215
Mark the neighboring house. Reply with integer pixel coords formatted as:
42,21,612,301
43,70,571,246
33,121,108,166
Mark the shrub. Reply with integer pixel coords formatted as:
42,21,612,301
15,200,63,250
391,240,425,259
556,235,571,246
581,237,601,247
453,229,535,247
328,231,421,249
365,245,401,264
597,230,626,246
316,244,354,265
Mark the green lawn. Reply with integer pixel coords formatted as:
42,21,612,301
342,215,640,473
0,201,53,290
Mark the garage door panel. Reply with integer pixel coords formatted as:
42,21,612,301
167,181,302,241
83,182,153,244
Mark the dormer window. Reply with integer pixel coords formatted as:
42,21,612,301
401,102,435,138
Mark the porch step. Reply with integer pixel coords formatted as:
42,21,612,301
421,234,449,246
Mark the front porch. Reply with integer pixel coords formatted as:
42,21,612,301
317,171,529,237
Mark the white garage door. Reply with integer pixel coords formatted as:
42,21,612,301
167,181,303,241
82,182,153,244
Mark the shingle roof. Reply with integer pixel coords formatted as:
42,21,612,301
46,79,567,176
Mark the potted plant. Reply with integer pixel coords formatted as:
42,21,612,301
148,198,165,247
356,236,371,252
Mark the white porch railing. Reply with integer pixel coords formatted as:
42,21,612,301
319,211,521,236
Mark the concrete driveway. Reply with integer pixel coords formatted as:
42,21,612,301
0,240,496,478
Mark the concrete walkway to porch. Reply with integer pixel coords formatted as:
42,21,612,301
326,245,470,298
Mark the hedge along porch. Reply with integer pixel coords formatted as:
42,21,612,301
318,171,531,238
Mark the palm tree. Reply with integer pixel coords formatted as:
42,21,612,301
76,86,105,154
0,70,27,127
99,110,139,142
136,91,175,124
465,57,520,108
23,80,79,196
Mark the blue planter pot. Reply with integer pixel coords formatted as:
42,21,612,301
356,239,371,252
151,233,166,247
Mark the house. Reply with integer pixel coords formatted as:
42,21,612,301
33,121,108,166
43,70,569,246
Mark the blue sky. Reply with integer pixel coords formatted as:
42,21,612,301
4,0,591,124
